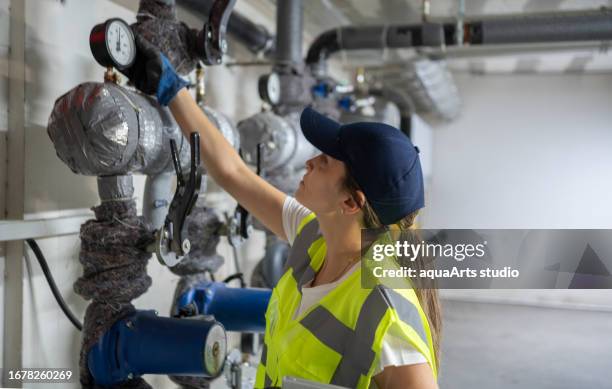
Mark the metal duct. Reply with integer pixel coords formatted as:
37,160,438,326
339,97,402,129
177,0,275,56
306,9,612,66
365,59,461,121
395,59,460,121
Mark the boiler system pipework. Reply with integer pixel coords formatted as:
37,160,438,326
45,0,253,387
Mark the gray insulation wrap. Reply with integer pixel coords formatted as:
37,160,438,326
238,111,315,194
76,199,155,389
479,10,612,44
47,82,190,176
133,0,200,75
168,205,224,388
47,82,240,177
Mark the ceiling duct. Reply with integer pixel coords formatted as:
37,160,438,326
371,59,461,121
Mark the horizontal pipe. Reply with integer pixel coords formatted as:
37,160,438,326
306,9,612,65
470,10,612,44
177,0,275,56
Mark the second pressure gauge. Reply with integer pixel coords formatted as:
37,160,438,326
258,72,281,106
90,18,136,70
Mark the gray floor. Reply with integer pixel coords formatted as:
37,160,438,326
438,301,612,389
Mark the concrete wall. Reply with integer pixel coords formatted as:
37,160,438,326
423,72,612,308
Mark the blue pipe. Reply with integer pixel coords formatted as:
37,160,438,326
88,310,226,386
176,281,272,333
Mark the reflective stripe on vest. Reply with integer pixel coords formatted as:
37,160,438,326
255,214,437,388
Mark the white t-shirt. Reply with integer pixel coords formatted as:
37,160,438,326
281,196,428,383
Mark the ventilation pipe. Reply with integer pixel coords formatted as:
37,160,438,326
306,9,612,67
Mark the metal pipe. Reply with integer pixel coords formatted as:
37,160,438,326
306,9,612,65
275,0,303,67
261,234,289,287
177,0,275,56
470,9,612,44
142,173,174,230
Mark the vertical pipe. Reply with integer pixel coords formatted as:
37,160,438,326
142,173,174,231
275,0,303,67
3,0,26,386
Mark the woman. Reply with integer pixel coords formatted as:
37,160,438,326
125,37,440,389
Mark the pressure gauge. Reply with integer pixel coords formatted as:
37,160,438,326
90,18,136,70
258,72,281,105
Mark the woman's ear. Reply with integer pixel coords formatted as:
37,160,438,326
342,189,365,216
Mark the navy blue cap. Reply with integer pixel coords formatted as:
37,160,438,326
300,107,424,225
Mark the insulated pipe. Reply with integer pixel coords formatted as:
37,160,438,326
48,82,191,177
142,173,174,230
471,9,612,44
177,0,275,56
261,233,290,287
275,0,303,67
306,9,612,65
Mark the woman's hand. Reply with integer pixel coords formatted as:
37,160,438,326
373,363,438,389
121,35,189,106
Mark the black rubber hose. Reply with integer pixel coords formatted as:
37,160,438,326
25,239,83,331
223,272,245,286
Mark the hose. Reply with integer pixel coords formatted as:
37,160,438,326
25,238,83,331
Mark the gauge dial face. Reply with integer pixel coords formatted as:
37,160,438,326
266,72,281,105
106,20,135,68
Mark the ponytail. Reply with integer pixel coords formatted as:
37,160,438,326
341,172,442,368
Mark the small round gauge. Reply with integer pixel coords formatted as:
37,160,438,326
258,72,281,105
90,18,136,70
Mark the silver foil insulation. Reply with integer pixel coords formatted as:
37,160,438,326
47,82,239,177
237,111,316,194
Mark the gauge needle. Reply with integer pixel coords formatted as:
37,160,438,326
116,28,121,52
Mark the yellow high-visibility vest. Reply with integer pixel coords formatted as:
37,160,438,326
255,213,437,388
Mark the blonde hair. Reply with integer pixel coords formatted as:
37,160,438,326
341,172,442,367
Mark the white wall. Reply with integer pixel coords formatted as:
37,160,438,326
5,0,273,388
423,72,612,307
424,72,612,229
